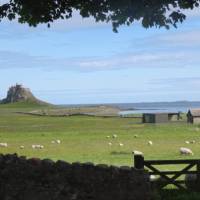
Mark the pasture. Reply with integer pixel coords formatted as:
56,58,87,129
0,103,200,166
1,103,200,199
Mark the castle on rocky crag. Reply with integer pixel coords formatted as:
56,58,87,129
0,84,49,105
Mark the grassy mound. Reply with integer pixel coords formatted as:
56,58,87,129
0,101,51,109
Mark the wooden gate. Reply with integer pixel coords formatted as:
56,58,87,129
134,154,200,190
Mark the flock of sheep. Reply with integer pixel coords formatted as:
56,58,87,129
107,134,124,147
0,135,195,156
106,134,195,156
0,139,61,150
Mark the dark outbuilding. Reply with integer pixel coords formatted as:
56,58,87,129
187,109,200,124
142,113,169,123
143,112,181,123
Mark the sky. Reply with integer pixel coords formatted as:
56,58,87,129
0,8,200,104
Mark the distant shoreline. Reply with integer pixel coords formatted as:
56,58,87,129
58,101,200,114
58,101,200,107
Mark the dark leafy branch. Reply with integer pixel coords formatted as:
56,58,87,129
0,0,199,32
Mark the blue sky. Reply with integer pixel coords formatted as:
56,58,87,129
0,9,200,104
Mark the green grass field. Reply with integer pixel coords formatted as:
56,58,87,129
1,102,200,199
1,103,200,165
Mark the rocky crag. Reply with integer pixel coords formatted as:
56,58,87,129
0,84,49,105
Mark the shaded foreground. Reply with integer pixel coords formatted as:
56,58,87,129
155,190,200,200
0,153,150,200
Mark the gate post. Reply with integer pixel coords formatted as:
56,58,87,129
134,154,144,170
196,160,200,191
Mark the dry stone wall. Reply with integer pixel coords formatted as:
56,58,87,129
0,154,151,200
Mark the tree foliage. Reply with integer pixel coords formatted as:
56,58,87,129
0,0,199,32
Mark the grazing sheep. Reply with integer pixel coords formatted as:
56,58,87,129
51,140,61,144
0,143,8,147
20,145,24,149
185,141,190,144
32,144,38,149
133,150,143,155
106,136,110,139
148,141,153,146
108,142,112,146
191,140,196,144
149,175,157,181
149,175,167,189
180,147,193,155
56,139,61,144
112,134,117,139
119,143,124,147
32,144,44,149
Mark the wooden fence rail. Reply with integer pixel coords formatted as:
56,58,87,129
134,154,200,190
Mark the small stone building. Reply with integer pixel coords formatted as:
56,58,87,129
143,112,181,123
142,113,169,123
187,109,200,124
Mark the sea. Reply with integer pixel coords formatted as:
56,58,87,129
116,101,200,115
61,101,200,115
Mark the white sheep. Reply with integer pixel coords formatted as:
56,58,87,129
20,145,25,149
51,140,55,144
56,139,61,144
185,141,190,144
0,143,8,147
112,134,117,139
148,141,153,146
106,136,110,139
119,143,124,147
180,147,193,155
149,175,157,181
32,144,44,149
108,142,112,146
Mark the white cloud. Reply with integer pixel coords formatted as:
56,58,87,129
0,49,199,72
150,77,200,92
78,54,161,69
75,51,200,71
158,30,200,46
